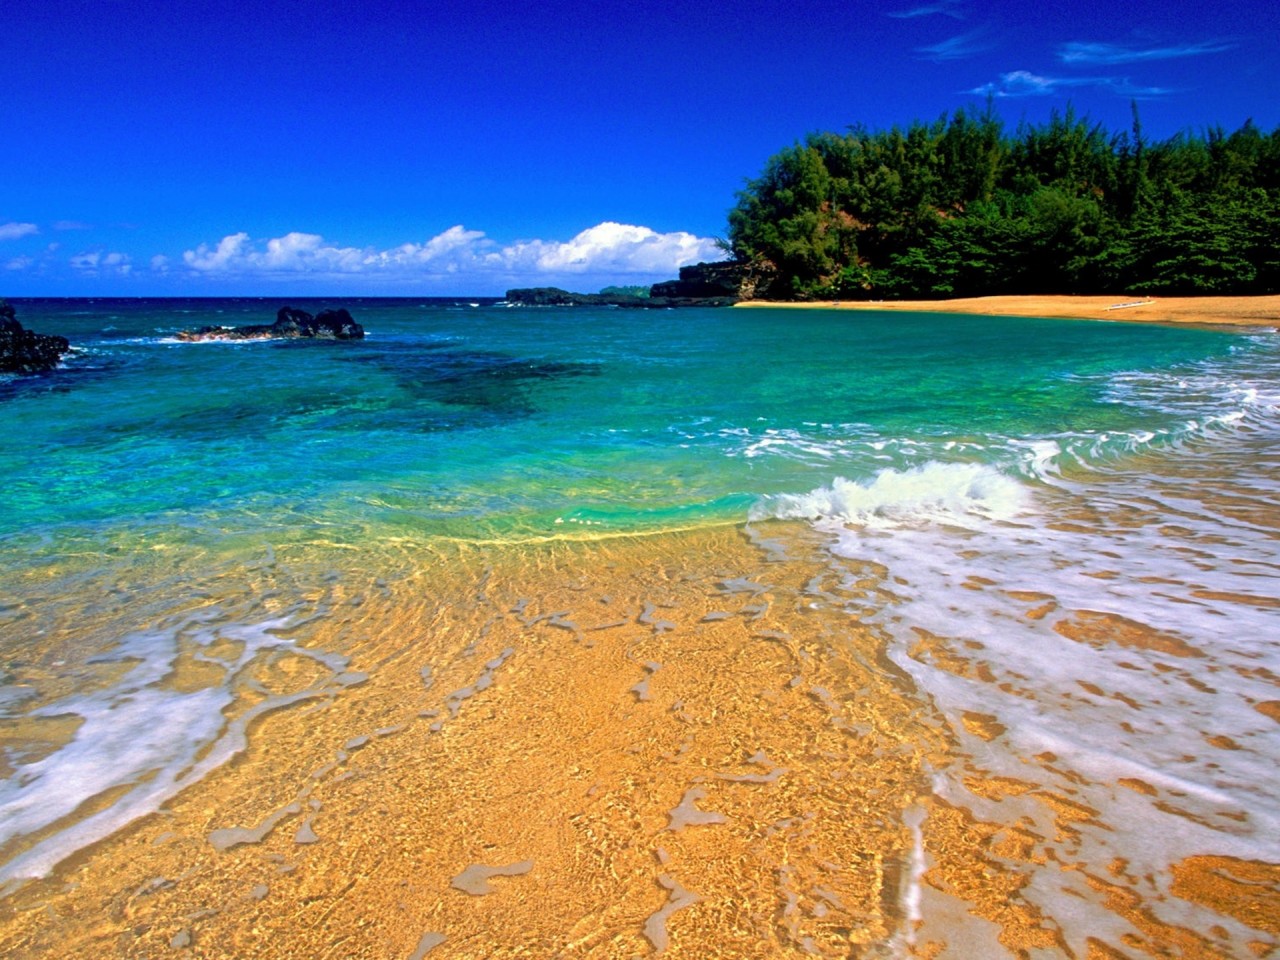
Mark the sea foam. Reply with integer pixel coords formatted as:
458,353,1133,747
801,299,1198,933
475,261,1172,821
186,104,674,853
780,432,1280,953
0,612,352,887
750,461,1029,530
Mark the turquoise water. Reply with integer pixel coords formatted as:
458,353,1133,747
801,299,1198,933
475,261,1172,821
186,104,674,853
4,298,1280,943
2,298,1263,550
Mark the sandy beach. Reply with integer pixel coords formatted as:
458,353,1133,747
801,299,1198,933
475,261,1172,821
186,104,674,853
736,294,1280,328
3,517,1276,958
0,526,956,957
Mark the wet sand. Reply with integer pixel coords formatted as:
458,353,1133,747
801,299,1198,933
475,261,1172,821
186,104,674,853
0,525,943,957
736,294,1280,328
2,513,1276,957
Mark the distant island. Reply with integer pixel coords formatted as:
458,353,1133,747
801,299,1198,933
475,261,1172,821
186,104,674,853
505,281,738,308
662,109,1279,303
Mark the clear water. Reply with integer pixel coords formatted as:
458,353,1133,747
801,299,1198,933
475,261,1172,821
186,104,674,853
2,297,1261,548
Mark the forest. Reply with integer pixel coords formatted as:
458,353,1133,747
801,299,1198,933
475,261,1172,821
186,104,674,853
725,108,1280,299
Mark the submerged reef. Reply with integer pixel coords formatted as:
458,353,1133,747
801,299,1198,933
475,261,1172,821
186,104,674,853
0,301,71,373
177,306,365,342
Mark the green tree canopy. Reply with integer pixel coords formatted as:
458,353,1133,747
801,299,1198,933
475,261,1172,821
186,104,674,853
727,109,1280,299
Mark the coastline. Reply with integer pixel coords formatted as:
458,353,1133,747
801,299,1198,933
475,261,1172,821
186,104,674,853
3,301,1278,957
735,293,1280,328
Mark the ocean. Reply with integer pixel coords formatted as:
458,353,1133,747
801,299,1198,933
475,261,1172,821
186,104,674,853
1,298,1277,957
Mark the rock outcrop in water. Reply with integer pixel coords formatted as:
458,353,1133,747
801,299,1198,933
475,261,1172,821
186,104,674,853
0,301,71,373
176,306,364,342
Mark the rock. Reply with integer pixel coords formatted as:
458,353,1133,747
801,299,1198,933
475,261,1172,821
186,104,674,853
650,260,778,301
176,306,364,342
309,308,363,338
0,301,72,373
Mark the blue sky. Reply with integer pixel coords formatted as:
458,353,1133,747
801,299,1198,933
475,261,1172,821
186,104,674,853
3,0,1276,295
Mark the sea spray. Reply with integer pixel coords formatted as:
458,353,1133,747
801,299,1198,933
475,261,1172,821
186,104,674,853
750,462,1029,529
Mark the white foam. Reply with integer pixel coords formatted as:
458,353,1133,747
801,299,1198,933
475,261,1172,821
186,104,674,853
802,429,1280,951
751,462,1028,530
0,614,351,886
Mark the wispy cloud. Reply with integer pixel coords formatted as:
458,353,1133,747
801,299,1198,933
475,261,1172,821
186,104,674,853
969,70,1170,99
889,0,965,19
916,28,993,61
70,250,133,276
6,256,34,271
0,222,39,241
180,222,725,284
52,220,93,231
1058,39,1234,65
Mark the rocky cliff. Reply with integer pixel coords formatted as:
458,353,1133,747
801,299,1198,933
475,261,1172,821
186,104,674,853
649,260,779,301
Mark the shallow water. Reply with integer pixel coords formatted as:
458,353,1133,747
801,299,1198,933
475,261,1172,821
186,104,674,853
1,298,1278,956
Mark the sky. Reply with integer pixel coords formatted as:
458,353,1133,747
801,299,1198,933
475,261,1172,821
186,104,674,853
2,0,1277,296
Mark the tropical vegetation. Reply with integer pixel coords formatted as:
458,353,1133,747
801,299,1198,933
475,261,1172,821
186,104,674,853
726,107,1280,299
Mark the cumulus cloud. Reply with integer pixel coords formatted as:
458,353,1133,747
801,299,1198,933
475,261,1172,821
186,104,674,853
0,222,39,241
183,232,251,271
500,222,719,274
969,70,1169,99
1059,39,1233,65
151,254,170,272
179,222,725,285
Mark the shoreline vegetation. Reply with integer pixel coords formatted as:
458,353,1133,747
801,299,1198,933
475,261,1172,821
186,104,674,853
735,292,1280,327
723,109,1279,302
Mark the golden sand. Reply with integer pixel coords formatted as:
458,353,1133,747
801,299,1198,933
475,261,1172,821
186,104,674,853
736,294,1280,328
2,522,1275,957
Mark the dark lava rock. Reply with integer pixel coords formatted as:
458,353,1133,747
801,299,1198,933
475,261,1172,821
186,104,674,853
177,306,365,342
0,301,71,373
650,260,778,301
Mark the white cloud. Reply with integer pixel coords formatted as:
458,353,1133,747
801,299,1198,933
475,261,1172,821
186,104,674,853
71,250,133,275
969,70,1169,99
183,232,251,271
499,222,719,274
6,256,33,271
151,254,170,272
1059,39,1233,65
53,220,92,231
179,222,725,285
0,222,38,241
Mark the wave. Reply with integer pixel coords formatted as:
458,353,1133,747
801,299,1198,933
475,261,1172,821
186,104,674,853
750,462,1029,530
